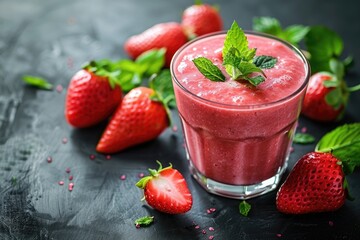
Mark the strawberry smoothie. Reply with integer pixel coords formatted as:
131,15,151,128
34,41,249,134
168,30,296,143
171,32,310,199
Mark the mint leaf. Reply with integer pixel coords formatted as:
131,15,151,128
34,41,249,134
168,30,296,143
238,62,264,76
315,123,360,175
22,75,53,90
223,21,252,59
253,55,277,69
245,75,265,86
253,17,282,36
193,57,225,82
293,133,315,144
134,216,154,228
239,200,251,216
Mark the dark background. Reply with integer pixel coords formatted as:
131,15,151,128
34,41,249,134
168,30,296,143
1,0,360,239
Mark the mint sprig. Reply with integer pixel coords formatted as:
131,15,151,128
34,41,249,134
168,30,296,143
193,21,277,87
315,123,360,175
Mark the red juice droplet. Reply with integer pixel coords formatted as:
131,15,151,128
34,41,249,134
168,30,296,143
209,227,214,231
62,137,68,144
202,230,206,234
89,154,95,160
138,173,144,178
207,209,211,214
209,208,216,212
209,236,214,240
120,175,126,180
276,233,282,237
58,181,64,186
329,221,334,226
172,125,178,132
69,175,73,181
301,127,307,133
66,168,71,174
194,225,200,229
47,156,52,163
106,155,111,160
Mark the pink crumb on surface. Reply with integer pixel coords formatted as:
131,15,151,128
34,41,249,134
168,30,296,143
120,175,126,180
47,156,52,163
276,233,282,237
68,182,74,191
138,173,145,178
56,84,63,93
58,181,64,185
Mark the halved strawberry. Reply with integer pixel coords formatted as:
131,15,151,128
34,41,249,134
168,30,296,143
136,161,193,214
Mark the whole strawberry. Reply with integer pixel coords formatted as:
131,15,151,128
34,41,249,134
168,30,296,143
124,22,188,67
276,152,346,214
96,87,168,153
181,1,223,38
65,65,122,128
301,72,348,122
136,161,193,214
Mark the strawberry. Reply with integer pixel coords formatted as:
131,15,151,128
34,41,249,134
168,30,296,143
65,65,122,128
136,161,193,214
96,86,168,153
124,22,188,67
181,2,223,38
301,72,349,122
276,152,347,214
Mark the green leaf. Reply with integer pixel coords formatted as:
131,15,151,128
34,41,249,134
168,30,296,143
193,57,225,82
325,87,342,110
22,75,53,90
329,58,345,80
245,75,265,86
253,17,282,36
253,55,278,69
238,62,264,76
315,123,360,175
239,200,251,217
223,21,252,59
149,69,176,108
134,216,154,227
135,176,152,189
135,48,166,76
283,25,310,46
293,133,315,144
305,26,344,73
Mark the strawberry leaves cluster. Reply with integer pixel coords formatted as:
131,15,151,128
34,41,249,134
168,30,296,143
193,21,277,86
83,48,166,92
253,17,360,121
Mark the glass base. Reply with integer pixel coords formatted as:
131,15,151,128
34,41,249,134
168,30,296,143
188,160,287,200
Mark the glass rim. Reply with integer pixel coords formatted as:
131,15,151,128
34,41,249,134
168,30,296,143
170,30,311,109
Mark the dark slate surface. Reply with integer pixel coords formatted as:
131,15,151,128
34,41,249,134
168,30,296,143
1,0,360,239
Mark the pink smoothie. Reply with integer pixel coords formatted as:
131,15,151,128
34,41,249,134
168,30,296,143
171,32,309,186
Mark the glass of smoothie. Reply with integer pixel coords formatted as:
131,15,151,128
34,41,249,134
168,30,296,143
170,29,310,199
